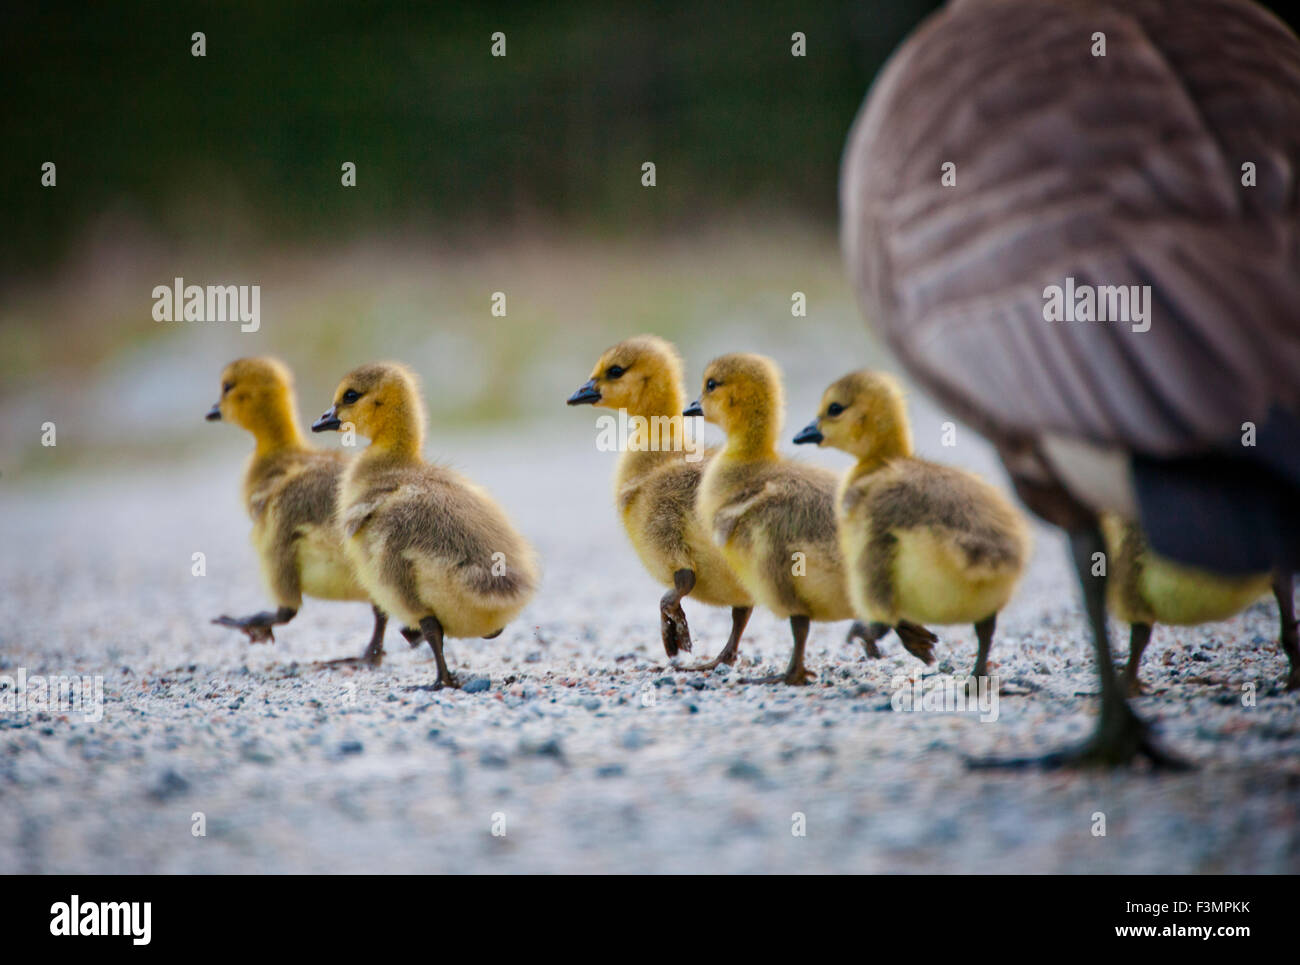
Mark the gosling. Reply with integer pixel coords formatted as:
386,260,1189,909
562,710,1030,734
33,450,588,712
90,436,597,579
312,362,539,689
795,371,1030,685
1102,516,1297,695
688,353,856,685
566,335,753,665
206,357,390,664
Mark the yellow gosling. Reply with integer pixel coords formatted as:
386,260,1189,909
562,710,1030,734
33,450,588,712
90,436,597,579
689,353,854,685
1101,515,1295,694
795,371,1030,684
312,362,539,689
207,357,390,663
566,336,753,665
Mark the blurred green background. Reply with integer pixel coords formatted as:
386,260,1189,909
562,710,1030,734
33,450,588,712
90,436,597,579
3,0,1297,474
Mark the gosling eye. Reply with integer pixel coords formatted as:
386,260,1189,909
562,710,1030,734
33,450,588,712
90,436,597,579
605,364,626,380
222,382,234,395
341,388,362,405
705,378,719,392
827,402,845,417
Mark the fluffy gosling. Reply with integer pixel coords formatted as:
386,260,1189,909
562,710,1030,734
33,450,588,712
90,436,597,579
688,353,854,685
312,362,539,689
206,357,389,663
795,371,1030,684
1102,516,1296,695
566,335,753,664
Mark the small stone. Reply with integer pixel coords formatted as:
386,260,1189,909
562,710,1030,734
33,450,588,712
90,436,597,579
463,677,491,694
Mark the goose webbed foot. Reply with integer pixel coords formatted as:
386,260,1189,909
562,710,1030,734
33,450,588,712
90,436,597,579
968,699,1189,771
847,620,890,659
212,606,297,644
659,569,696,657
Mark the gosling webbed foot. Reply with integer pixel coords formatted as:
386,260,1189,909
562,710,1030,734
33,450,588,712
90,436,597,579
847,620,890,659
659,569,697,657
680,605,751,672
400,627,424,648
1121,667,1148,698
741,667,816,686
660,601,693,657
895,620,938,665
432,671,461,691
212,607,296,644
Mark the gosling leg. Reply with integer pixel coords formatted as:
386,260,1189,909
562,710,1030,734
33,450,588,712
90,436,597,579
1273,572,1299,691
970,524,1187,770
970,612,998,682
683,606,753,671
419,614,460,690
743,615,815,686
212,606,297,644
660,568,696,657
321,605,388,669
847,620,891,659
1120,622,1154,697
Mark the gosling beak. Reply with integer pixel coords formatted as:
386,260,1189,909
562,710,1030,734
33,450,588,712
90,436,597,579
793,419,824,445
205,403,222,422
567,380,601,406
683,400,704,417
311,407,342,432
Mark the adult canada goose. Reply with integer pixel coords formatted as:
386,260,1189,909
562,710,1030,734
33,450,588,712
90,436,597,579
795,370,1031,684
840,0,1300,766
688,353,859,684
565,336,755,666
312,362,539,689
206,357,390,665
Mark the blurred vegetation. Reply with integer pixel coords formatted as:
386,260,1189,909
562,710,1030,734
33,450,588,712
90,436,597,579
1,0,945,282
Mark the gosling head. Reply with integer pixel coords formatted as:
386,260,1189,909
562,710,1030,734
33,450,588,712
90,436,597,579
313,362,426,454
207,357,303,448
566,335,686,416
794,370,912,462
686,353,784,454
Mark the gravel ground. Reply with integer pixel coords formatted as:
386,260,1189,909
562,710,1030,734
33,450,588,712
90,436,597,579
2,396,1298,874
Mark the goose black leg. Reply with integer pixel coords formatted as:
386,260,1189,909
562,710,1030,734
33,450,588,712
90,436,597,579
419,614,460,690
684,606,752,670
660,568,696,657
1120,622,1154,697
1274,572,1299,691
213,606,297,644
743,615,815,685
847,620,891,659
969,524,1188,770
